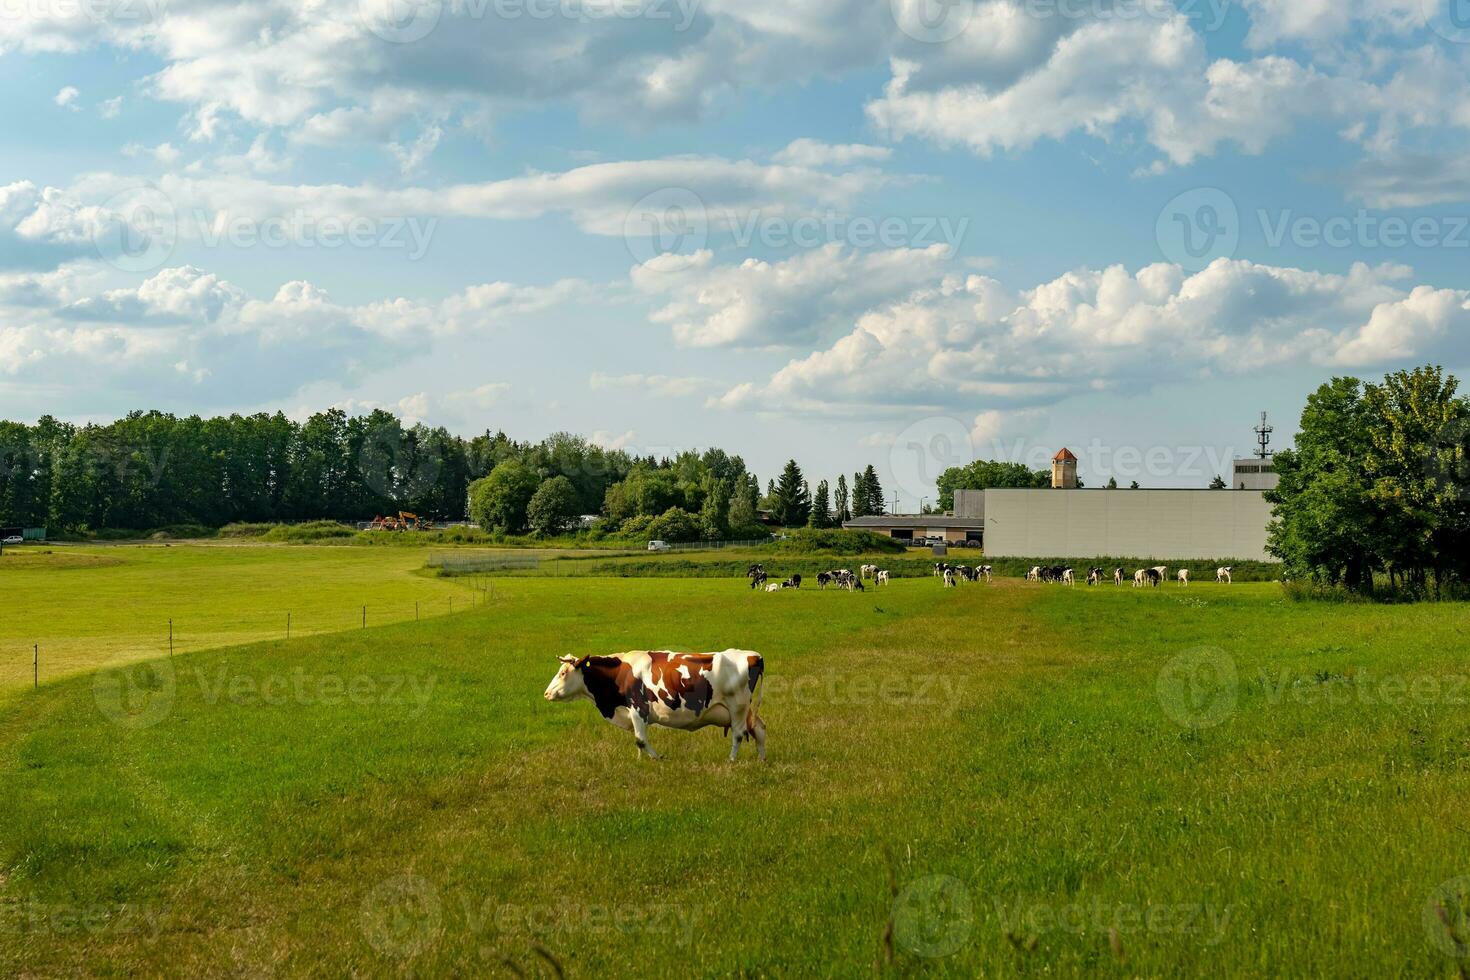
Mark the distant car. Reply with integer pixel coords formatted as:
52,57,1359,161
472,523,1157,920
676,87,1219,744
2,536,22,545
647,540,671,552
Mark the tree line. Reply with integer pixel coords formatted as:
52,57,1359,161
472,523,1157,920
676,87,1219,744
0,410,890,541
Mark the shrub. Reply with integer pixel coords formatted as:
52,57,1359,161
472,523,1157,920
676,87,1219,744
645,507,701,543
261,521,357,543
218,522,274,538
770,528,906,555
617,514,655,538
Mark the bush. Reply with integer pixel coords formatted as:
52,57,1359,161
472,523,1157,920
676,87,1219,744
219,522,274,538
617,514,654,538
770,528,906,555
261,521,357,543
645,507,701,543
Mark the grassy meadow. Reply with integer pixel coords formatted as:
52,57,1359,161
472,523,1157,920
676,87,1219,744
1,544,1469,976
0,543,482,694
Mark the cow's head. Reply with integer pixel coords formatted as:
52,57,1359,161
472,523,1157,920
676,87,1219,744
544,656,589,702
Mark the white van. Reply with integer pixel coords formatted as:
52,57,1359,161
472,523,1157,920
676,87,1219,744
647,540,671,552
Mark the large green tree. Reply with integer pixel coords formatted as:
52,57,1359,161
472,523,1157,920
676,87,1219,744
526,476,579,536
1362,366,1470,592
1267,377,1381,589
468,460,542,534
936,459,1049,510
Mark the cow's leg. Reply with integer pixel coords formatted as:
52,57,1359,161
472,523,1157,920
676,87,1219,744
629,712,659,760
728,707,748,762
747,708,766,762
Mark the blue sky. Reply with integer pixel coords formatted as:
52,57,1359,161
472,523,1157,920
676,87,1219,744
4,0,1470,505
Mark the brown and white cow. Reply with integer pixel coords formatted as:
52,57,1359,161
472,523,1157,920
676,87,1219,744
543,649,766,761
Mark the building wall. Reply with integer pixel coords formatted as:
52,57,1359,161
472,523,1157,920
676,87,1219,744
983,489,1274,560
1231,457,1280,491
953,489,986,519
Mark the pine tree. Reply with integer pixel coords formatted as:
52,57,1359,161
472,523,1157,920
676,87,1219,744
861,464,885,515
1106,476,1118,489
772,460,811,526
850,470,870,518
834,474,851,523
809,479,832,528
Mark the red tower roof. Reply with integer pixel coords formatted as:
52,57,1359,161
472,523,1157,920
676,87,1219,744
1052,448,1078,463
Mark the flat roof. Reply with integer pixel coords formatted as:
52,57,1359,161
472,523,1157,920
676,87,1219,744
843,515,984,529
983,487,1266,493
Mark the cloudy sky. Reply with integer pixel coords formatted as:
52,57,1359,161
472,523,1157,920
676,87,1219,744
4,0,1470,503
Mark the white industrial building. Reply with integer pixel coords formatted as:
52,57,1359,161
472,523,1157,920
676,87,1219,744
981,487,1274,561
846,428,1281,561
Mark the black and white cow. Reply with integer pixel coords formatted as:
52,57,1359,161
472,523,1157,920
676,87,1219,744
544,649,766,761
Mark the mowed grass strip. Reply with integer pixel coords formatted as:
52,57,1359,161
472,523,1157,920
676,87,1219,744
1,570,1468,976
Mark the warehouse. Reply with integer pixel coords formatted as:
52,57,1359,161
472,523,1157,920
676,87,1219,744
980,487,1274,561
845,442,1276,560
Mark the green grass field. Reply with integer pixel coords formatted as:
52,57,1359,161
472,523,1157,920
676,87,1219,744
2,545,1469,976
0,543,488,695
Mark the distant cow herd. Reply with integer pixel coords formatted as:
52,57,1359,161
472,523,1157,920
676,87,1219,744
748,560,1237,592
748,563,905,592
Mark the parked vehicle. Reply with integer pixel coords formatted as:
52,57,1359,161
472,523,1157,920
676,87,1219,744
647,540,671,552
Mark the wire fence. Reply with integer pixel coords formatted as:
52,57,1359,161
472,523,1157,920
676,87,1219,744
12,586,500,692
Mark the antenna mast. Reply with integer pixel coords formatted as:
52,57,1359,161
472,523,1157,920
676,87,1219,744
1254,412,1273,459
